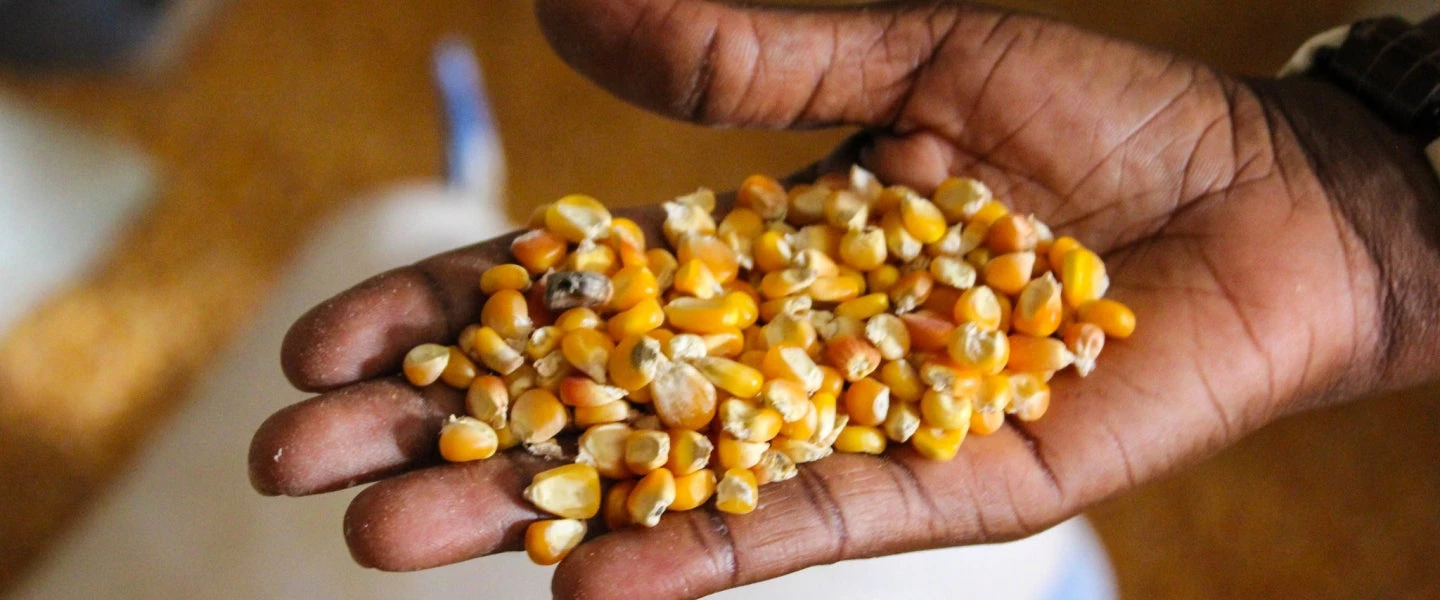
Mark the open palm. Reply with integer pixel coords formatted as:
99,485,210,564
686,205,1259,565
251,1,1400,598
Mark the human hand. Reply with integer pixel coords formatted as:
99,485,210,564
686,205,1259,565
250,1,1440,597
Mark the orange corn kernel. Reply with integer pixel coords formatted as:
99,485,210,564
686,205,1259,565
954,285,1002,331
1006,334,1076,373
715,468,760,515
609,217,649,267
603,480,636,530
826,336,883,382
525,519,587,566
877,359,924,404
480,263,533,295
562,328,615,382
738,174,788,221
1047,236,1083,274
1064,321,1106,377
650,362,719,430
666,429,715,476
833,425,888,455
510,389,568,444
511,229,568,275
1011,273,1063,337
438,415,499,462
947,322,1010,375
911,426,967,461
627,467,677,527
982,251,1035,296
670,469,718,511
439,346,479,389
843,378,891,426
403,343,450,387
986,214,1039,253
888,270,935,313
899,310,957,352
609,265,660,312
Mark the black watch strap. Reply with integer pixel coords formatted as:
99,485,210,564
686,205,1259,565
1312,15,1440,139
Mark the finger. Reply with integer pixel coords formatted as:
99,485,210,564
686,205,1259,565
534,0,991,129
343,453,554,571
553,437,1066,600
281,234,519,392
248,378,461,496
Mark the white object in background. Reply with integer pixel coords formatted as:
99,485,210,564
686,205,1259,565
0,95,153,335
14,41,1114,600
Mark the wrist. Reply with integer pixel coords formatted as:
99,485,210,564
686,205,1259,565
1251,76,1440,394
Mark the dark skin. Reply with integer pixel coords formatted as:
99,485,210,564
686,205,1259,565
248,1,1440,597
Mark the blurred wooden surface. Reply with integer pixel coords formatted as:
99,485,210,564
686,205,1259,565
0,0,1435,597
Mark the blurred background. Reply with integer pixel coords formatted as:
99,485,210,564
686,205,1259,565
0,0,1437,598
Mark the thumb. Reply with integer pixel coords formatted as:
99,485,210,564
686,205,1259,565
534,0,992,129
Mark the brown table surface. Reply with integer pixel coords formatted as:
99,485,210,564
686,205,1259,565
1,1,1436,597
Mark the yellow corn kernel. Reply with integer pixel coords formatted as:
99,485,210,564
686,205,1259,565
524,326,563,361
826,336,882,382
525,519,586,566
609,265,659,312
493,424,522,451
900,195,947,243
524,463,601,519
431,346,474,389
607,335,664,391
559,376,627,408
561,328,615,382
921,285,963,317
472,326,524,375
759,267,818,300
825,189,870,230
626,383,654,405
503,364,538,398
715,433,768,470
996,293,1013,333
738,174,789,220
607,297,665,340
402,343,449,386
674,259,725,299
624,429,671,475
511,229,568,275
720,207,765,238
466,374,510,429
677,234,740,284
1060,247,1109,307
573,400,631,427
438,415,498,462
1064,322,1106,377
968,199,1010,228
481,289,536,341
694,356,764,399
758,295,810,323
756,379,807,424
604,480,636,530
888,270,935,313
844,378,891,426
576,422,632,479
881,210,923,262
911,426,967,461
527,202,552,228
932,176,992,222
664,333,708,362
752,231,793,274
779,399,818,440
970,373,1012,436
647,248,680,292
627,468,677,527
971,405,1006,436
814,366,843,398
480,263,533,295
928,256,978,290
666,429,715,476
808,275,864,303
772,435,835,463
947,322,1010,375
839,226,888,271
715,468,760,514
1047,236,1082,272
986,213,1039,254
866,265,901,296
724,291,760,329
899,310,957,353
1007,372,1051,421
786,184,830,226
834,425,888,455
832,294,886,320
761,345,823,392
608,217,649,267
982,251,1036,296
1078,298,1136,339
510,389,568,444
566,240,618,274
555,307,601,332
545,194,612,242
702,329,746,358
752,449,799,485
878,360,924,404
650,362,719,430
883,401,922,443
809,392,839,443
964,247,992,272
1012,273,1063,337
663,296,741,334
668,469,717,512
954,285,1002,331
864,314,911,362
918,360,981,396
1007,335,1076,373
718,399,784,443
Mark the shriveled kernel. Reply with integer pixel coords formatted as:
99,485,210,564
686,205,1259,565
666,429,715,476
779,399,819,440
624,429,671,475
1078,298,1137,339
954,286,1002,331
577,423,634,479
839,226,888,270
809,393,839,444
663,193,718,246
677,234,740,284
752,449,799,485
438,416,499,462
525,519,587,566
665,333,708,362
566,239,618,274
948,322,1010,374
403,343,450,386
929,256,977,289
674,258,726,299
919,361,981,396
545,270,614,313
825,189,870,230
1064,322,1106,377
671,469,718,511
504,364,538,398
627,468,677,527
881,210,924,262
525,326,564,361
826,336,883,382
786,184,830,226
971,373,1012,436
466,375,510,429
524,464,601,519
715,468,760,515
510,389,568,444
834,425,888,454
844,378,891,426
771,435,834,464
983,252,1036,296
1012,273,1064,337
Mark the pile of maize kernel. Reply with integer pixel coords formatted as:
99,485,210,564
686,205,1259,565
401,167,1136,565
